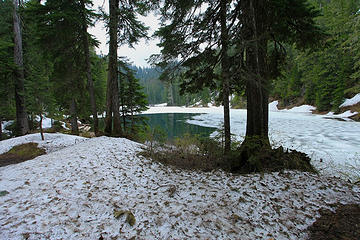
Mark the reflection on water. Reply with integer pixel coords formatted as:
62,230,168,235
141,113,217,139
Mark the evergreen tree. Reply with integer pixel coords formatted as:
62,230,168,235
118,60,148,134
0,0,16,139
25,0,98,135
12,0,30,135
80,0,100,136
154,0,239,154
272,0,360,111
104,0,157,137
234,0,321,161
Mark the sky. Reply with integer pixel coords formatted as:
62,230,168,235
89,0,161,67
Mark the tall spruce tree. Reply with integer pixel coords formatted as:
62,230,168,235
0,0,16,139
104,0,156,136
80,0,100,136
25,0,98,135
118,60,148,134
12,0,30,135
154,0,240,154
156,0,321,166
234,0,321,167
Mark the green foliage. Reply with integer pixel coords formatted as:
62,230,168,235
0,0,16,121
118,60,149,135
133,66,167,104
272,0,360,111
23,0,100,124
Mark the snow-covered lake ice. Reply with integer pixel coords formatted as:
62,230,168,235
145,106,360,181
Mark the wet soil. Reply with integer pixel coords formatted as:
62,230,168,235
308,204,360,240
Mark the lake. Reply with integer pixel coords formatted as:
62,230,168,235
141,113,217,140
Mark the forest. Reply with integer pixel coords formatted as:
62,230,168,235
1,0,359,165
1,0,360,239
138,0,360,112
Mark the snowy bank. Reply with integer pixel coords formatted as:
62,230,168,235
142,106,360,181
0,133,86,154
1,121,14,134
326,110,359,119
340,93,360,108
0,134,359,239
268,101,316,113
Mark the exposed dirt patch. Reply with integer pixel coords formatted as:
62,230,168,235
308,204,360,240
0,142,46,167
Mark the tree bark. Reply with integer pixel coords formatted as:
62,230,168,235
13,0,29,136
243,0,269,146
80,0,99,136
220,0,231,155
105,0,122,137
0,117,3,141
70,98,79,135
167,82,174,106
39,114,44,140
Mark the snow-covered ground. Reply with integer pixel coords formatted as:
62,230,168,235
0,133,86,155
340,93,360,108
144,105,360,181
1,121,13,134
0,135,359,239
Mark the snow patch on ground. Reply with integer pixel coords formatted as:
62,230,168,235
143,106,360,181
143,106,224,114
326,110,359,119
35,116,53,129
153,103,168,107
0,135,359,239
281,105,316,113
269,101,279,112
340,93,360,108
1,121,14,134
0,133,87,155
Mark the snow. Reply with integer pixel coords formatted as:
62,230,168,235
340,93,360,108
326,110,359,119
1,121,14,134
143,106,224,114
143,106,360,181
280,105,316,113
269,100,279,112
0,134,359,239
0,133,87,155
35,116,53,129
154,103,168,107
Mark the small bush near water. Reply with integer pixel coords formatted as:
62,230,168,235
0,143,46,167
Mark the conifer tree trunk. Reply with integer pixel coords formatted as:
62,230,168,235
0,118,2,141
104,74,113,135
105,0,122,137
70,98,79,135
243,0,270,146
39,114,44,140
220,0,231,154
80,0,99,136
13,0,29,136
167,82,174,106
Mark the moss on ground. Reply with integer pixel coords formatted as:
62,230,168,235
0,142,46,167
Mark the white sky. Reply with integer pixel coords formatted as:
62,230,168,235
89,0,161,67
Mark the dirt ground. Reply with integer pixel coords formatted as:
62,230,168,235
308,204,360,240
